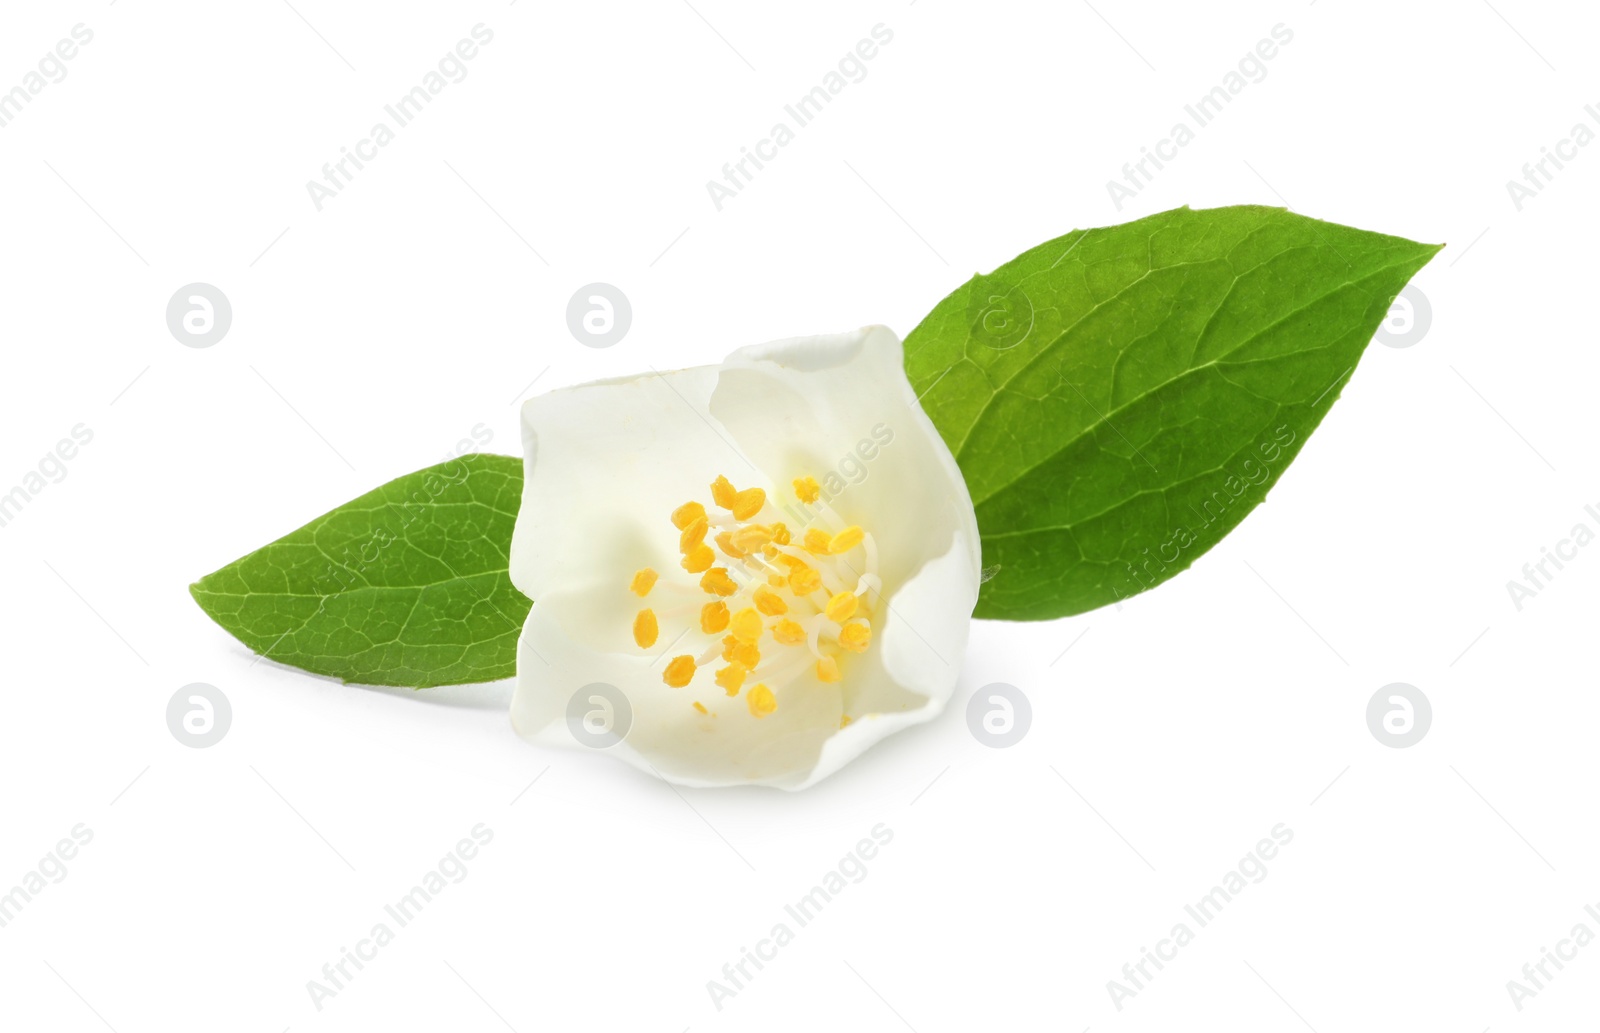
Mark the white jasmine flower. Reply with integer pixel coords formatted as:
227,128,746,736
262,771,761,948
507,326,980,789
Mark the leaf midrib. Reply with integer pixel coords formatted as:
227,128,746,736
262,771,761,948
948,231,1304,461
964,256,1423,513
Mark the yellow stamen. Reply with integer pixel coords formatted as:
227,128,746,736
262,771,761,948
681,543,715,574
752,585,788,616
664,655,696,688
829,526,864,554
633,608,658,648
629,568,658,597
722,637,760,668
839,621,872,654
731,607,763,644
672,500,706,530
679,515,709,552
840,714,852,728
747,684,777,718
793,476,821,503
700,567,739,596
731,488,766,520
731,523,773,552
771,619,806,646
715,663,747,695
789,565,822,595
648,478,880,702
700,601,730,634
825,591,859,623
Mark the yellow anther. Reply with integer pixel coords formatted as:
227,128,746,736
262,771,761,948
829,526,864,554
731,487,766,521
710,475,738,509
681,543,715,574
825,591,859,623
767,573,786,587
679,515,709,552
629,568,658,597
840,714,852,728
700,567,739,596
771,619,807,646
731,607,763,644
752,585,788,616
789,565,822,596
715,530,746,558
770,523,791,546
731,523,773,552
693,701,708,715
776,552,809,569
793,476,821,504
633,608,658,648
715,663,747,695
816,655,842,683
839,621,872,654
664,655,696,688
747,684,777,718
722,637,760,669
701,601,730,634
803,528,833,555
672,500,706,530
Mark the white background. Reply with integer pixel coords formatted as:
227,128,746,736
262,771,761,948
1,0,1594,1029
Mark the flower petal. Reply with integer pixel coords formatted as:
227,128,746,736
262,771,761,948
508,326,983,789
509,364,725,603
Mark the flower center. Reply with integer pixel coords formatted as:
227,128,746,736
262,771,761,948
627,473,880,723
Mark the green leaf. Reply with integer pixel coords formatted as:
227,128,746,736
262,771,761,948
904,205,1442,620
190,454,530,687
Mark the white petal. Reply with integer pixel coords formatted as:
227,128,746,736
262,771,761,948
793,533,980,789
507,362,723,604
711,326,981,589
